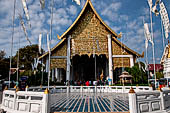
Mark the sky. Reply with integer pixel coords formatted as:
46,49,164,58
0,0,170,64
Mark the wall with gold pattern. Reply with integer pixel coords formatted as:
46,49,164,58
49,4,134,69
69,5,109,58
50,39,67,69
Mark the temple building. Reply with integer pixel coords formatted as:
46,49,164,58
39,0,142,84
161,44,170,78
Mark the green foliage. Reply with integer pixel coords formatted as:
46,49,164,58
0,57,9,79
0,50,6,60
26,71,48,86
124,62,148,84
0,50,9,80
14,44,40,70
156,72,164,79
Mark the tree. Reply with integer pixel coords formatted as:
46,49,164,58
125,62,148,84
0,50,9,80
0,50,6,60
14,44,44,71
12,44,46,86
156,72,164,79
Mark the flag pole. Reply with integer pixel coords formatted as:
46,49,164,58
47,33,50,90
16,27,20,86
47,0,54,90
41,34,44,85
143,18,150,85
145,41,150,85
50,0,54,41
149,5,156,89
9,0,16,88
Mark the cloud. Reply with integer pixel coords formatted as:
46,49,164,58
0,0,167,64
101,2,121,22
66,5,77,16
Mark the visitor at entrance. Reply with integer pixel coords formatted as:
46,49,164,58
85,81,89,86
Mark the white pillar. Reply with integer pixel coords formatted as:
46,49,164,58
52,68,54,82
107,34,113,84
130,56,134,67
160,91,165,110
128,88,137,113
59,69,62,82
66,35,71,81
55,68,58,81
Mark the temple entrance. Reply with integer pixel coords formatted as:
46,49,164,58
71,54,108,82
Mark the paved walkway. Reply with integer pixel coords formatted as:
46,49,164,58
50,93,129,112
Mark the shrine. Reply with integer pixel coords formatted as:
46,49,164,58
39,0,142,84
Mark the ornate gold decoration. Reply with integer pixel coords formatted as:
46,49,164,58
51,40,67,57
51,59,66,70
129,87,135,93
112,41,130,55
70,7,109,58
39,0,141,71
113,57,130,69
168,47,170,58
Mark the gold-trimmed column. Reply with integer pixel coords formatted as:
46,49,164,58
107,34,113,84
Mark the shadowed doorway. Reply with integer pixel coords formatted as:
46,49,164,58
71,54,108,81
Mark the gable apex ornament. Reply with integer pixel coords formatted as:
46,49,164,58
39,0,142,59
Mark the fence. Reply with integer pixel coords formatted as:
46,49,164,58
1,90,48,113
28,86,153,93
129,89,170,113
0,86,153,113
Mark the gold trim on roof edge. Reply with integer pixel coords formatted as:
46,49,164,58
58,0,119,40
112,37,142,57
39,38,66,59
39,0,142,59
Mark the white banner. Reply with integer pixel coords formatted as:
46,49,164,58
19,14,32,45
47,33,51,54
39,34,42,54
160,2,170,39
73,0,80,5
21,0,31,28
144,23,153,45
147,0,152,9
145,39,148,49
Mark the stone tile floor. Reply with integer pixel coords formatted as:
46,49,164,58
50,93,129,112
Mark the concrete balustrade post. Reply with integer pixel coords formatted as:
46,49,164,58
67,86,69,93
81,86,83,92
43,89,49,113
95,86,97,93
128,87,137,113
160,91,165,110
13,91,17,110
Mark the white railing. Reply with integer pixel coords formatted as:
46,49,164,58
162,90,170,110
129,89,170,113
28,86,67,93
28,85,153,93
69,86,152,93
1,90,48,113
